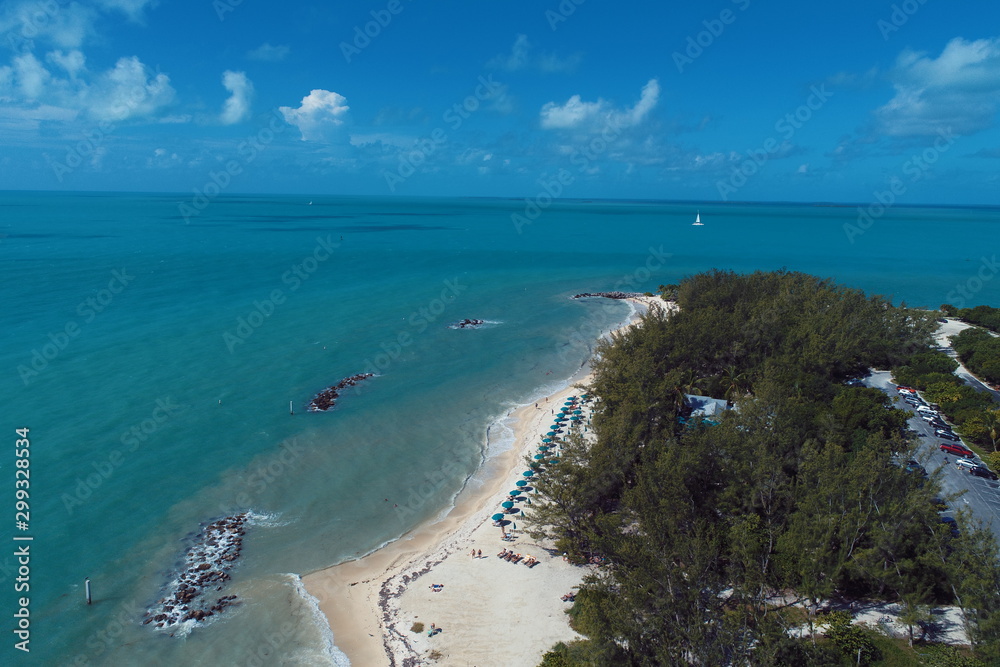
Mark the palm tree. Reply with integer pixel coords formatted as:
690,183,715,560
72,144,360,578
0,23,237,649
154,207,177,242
722,365,749,403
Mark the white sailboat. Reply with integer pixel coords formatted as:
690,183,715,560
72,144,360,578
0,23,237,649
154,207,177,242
692,210,703,226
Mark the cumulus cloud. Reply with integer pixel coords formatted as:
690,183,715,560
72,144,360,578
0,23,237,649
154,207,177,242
247,43,290,62
45,50,86,79
12,53,51,101
85,56,175,121
279,89,350,141
220,70,253,125
875,37,1000,136
540,78,660,130
0,1,95,50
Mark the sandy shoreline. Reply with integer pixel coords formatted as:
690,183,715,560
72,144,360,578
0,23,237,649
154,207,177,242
303,296,673,666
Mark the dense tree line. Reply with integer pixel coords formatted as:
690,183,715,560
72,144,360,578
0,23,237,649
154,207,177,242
951,328,1000,388
529,270,1000,665
892,343,999,452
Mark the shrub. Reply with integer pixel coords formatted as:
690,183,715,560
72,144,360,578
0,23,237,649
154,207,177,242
410,622,424,633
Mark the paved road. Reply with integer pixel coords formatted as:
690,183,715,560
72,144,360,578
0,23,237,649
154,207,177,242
935,319,1000,404
866,370,1000,543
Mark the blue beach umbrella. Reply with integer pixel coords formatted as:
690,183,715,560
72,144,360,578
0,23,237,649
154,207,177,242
515,480,527,487
509,490,521,496
573,410,582,414
492,513,504,521
522,470,535,477
502,501,514,509
538,445,550,450
542,438,552,443
549,458,560,464
534,454,546,460
547,431,556,436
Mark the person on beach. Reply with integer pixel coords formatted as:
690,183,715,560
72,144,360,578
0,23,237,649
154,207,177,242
471,548,476,558
477,549,482,558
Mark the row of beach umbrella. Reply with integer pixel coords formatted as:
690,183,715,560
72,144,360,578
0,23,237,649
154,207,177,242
492,395,592,525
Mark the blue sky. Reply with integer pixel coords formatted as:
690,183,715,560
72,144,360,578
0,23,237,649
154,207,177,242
1,0,999,204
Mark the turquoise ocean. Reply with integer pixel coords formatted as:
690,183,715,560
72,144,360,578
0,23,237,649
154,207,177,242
1,192,997,665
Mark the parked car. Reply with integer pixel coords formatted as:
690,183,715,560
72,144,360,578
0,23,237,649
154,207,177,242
936,429,960,441
904,460,928,476
916,405,935,414
956,458,978,471
897,385,915,393
971,466,999,481
940,443,975,457
940,516,960,538
920,414,940,423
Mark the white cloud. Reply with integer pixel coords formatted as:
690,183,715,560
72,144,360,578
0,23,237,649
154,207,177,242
12,53,51,101
540,78,660,130
46,50,86,79
489,34,531,71
539,94,604,129
488,34,581,74
876,37,1000,136
95,0,158,22
219,70,253,125
85,56,175,121
280,89,350,142
247,43,290,62
0,1,96,50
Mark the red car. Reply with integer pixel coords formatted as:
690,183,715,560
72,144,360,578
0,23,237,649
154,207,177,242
940,443,974,457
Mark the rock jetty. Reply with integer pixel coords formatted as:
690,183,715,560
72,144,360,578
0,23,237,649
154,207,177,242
144,513,247,630
449,319,485,329
308,372,375,412
572,291,646,300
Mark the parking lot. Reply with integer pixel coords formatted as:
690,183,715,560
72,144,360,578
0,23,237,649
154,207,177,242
866,370,1000,543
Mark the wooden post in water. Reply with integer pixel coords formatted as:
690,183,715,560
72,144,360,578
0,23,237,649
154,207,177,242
85,578,92,605
289,401,294,416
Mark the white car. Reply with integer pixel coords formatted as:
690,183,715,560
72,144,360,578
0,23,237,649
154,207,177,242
916,405,935,414
956,458,978,471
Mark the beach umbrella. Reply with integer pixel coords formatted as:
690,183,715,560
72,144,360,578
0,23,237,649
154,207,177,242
573,410,582,414
509,490,521,496
534,454,546,461
564,401,574,406
538,445,550,450
515,480,528,487
502,501,514,509
542,438,552,443
549,458,560,464
492,513,505,521
523,470,535,477
546,431,556,436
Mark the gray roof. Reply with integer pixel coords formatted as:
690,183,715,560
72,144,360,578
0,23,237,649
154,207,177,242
684,394,729,418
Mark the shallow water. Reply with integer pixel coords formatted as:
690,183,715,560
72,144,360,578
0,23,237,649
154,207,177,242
1,192,996,663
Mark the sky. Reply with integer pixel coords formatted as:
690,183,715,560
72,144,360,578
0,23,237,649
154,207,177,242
1,0,999,204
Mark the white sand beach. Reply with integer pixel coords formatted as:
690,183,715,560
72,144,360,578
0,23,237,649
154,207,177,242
303,296,675,666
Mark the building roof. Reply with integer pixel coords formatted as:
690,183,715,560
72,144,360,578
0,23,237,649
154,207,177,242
684,394,729,418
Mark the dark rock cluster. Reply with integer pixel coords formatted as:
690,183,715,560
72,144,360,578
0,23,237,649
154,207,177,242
308,372,375,412
143,513,247,630
449,319,485,329
572,291,646,300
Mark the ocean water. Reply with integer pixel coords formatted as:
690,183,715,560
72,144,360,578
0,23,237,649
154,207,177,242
1,192,997,665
